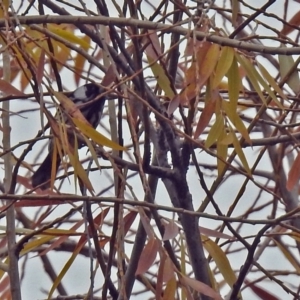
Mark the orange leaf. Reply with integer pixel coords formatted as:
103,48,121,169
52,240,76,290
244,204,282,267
198,44,220,89
194,88,218,139
287,152,300,191
162,276,177,300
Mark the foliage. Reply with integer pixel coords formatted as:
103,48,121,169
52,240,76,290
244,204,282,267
0,0,300,299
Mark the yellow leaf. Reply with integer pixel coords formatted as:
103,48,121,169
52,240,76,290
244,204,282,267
229,126,251,176
48,238,86,300
205,114,224,148
21,236,56,257
223,101,251,145
68,147,94,192
217,130,228,175
147,56,175,99
48,25,92,49
238,54,286,109
212,46,234,89
0,0,9,18
257,62,287,101
202,236,237,288
163,276,176,300
235,54,267,106
227,56,241,109
74,35,91,84
73,118,127,151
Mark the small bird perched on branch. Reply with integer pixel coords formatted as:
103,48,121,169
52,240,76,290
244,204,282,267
31,83,107,190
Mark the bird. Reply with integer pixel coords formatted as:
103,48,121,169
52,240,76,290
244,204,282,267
31,83,107,190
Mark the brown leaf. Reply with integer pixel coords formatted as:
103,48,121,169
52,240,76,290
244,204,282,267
194,89,218,139
135,238,159,275
281,11,300,35
0,79,26,96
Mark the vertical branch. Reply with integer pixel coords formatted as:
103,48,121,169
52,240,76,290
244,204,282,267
1,5,21,300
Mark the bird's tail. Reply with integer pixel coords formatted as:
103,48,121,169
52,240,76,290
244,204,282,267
32,153,61,190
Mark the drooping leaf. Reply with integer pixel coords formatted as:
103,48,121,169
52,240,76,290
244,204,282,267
202,236,237,288
205,113,224,148
229,126,252,176
273,239,300,272
147,56,176,99
257,62,287,101
73,118,127,151
135,238,160,275
212,46,234,89
198,44,221,90
163,276,177,300
287,152,300,191
216,129,228,175
74,35,91,84
227,56,241,110
235,54,267,106
223,100,251,145
194,87,218,139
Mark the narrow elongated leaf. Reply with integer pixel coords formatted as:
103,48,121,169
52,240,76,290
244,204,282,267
212,46,234,89
273,239,300,272
0,79,26,96
257,62,287,101
73,118,127,150
135,238,160,275
147,56,175,99
202,236,236,288
227,56,240,109
278,53,300,93
217,130,228,175
229,126,251,176
163,276,176,300
287,152,300,191
180,274,223,300
194,86,218,139
235,54,267,105
48,25,91,49
198,44,220,89
223,101,251,144
205,114,224,148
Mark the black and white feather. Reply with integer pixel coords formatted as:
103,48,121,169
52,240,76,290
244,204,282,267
32,83,107,190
